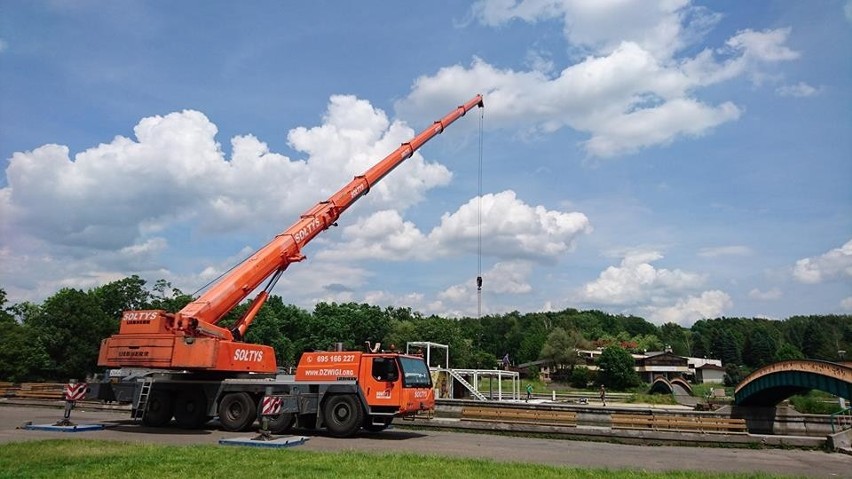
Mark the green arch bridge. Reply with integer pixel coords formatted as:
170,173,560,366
734,360,852,407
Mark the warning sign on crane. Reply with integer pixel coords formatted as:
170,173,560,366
64,382,87,402
260,395,284,417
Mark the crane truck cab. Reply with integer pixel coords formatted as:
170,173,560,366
282,350,434,436
297,352,433,413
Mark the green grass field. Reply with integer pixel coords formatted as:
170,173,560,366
0,439,798,479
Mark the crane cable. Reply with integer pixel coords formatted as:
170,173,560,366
476,105,484,319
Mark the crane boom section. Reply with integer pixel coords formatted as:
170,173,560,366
177,95,484,332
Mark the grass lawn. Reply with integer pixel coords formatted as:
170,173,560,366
0,439,798,479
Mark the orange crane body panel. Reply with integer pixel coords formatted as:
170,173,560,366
99,310,277,372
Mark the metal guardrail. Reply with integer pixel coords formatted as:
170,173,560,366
830,406,851,433
612,413,747,434
462,406,578,427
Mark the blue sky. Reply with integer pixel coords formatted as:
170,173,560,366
1,1,850,326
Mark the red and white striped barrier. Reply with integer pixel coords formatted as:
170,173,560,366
64,382,87,402
54,380,87,426
261,395,283,416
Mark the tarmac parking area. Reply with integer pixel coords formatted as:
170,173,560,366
1,403,849,477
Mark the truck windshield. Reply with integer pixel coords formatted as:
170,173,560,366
398,356,432,388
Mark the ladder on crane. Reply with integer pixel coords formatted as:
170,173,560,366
132,378,153,421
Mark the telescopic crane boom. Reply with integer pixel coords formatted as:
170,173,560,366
98,94,484,373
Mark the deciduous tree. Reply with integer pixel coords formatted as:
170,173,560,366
774,343,805,362
0,290,50,381
91,275,150,321
539,327,586,371
25,288,112,380
596,345,640,390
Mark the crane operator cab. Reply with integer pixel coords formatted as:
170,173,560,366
295,350,435,419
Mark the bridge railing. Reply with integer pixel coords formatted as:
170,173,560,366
830,406,851,433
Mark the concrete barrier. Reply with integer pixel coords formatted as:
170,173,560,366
827,428,852,454
726,405,837,436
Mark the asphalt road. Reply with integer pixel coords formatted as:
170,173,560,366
1,404,849,477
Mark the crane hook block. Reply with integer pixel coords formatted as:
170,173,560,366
476,276,483,290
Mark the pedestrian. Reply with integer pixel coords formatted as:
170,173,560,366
599,384,606,406
526,383,533,402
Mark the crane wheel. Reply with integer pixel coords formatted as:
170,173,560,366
267,413,296,434
173,389,209,429
323,394,363,437
218,392,257,431
142,390,174,427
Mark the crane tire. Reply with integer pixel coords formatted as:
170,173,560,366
142,390,173,427
218,392,257,431
323,394,363,437
173,389,209,429
267,413,296,434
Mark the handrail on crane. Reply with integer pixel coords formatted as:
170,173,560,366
175,95,485,341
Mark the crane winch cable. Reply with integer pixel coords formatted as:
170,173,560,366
476,104,484,319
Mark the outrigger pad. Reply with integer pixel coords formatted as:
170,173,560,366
218,435,309,449
25,424,104,432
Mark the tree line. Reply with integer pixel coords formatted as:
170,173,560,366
1,276,850,387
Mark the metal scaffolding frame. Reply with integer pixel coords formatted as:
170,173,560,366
406,341,520,401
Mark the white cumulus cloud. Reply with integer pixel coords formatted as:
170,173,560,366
0,96,459,302
793,239,852,284
642,290,732,326
776,82,820,97
576,249,732,326
748,288,782,301
578,250,704,305
725,28,799,62
435,260,535,317
474,0,712,59
398,1,799,158
317,190,591,263
432,191,591,259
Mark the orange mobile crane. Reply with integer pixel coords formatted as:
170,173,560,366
90,95,484,437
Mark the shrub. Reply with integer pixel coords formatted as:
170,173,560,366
569,366,591,388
